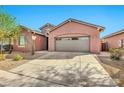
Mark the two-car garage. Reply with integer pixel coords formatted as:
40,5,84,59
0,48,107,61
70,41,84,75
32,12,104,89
48,18,104,53
55,36,90,52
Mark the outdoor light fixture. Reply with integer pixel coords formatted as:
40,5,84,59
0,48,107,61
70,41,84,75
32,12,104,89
32,34,36,40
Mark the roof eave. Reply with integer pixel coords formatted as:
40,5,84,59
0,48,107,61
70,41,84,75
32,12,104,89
102,30,124,39
19,25,45,36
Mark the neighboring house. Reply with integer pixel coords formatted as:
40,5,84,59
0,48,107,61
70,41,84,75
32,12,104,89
48,18,104,53
12,25,46,52
102,29,124,50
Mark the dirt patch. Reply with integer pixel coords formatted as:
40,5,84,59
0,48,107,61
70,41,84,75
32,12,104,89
0,59,28,70
97,55,124,87
98,56,124,70
6,51,47,60
0,51,48,71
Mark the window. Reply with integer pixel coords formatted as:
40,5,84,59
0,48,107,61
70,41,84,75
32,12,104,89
72,37,78,40
56,37,61,40
118,39,123,48
79,37,89,40
118,40,121,47
18,35,26,46
62,38,71,40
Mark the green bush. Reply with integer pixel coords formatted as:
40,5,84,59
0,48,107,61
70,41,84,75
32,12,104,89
109,48,124,60
13,54,24,61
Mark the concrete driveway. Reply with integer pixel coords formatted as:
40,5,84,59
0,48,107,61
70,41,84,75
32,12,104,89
0,52,117,87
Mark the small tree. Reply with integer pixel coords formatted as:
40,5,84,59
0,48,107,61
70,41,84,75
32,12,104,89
0,7,21,59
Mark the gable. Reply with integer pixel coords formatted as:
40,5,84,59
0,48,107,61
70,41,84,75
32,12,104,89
60,21,97,30
50,18,104,33
51,21,98,34
49,21,100,38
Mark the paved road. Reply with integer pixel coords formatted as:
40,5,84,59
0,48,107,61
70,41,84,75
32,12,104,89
0,52,117,87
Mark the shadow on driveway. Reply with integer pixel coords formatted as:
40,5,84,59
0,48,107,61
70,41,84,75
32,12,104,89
8,53,117,87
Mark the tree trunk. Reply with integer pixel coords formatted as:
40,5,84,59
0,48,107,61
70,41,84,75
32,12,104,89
8,38,13,54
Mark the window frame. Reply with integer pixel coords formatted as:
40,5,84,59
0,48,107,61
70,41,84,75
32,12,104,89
18,34,26,47
72,37,79,40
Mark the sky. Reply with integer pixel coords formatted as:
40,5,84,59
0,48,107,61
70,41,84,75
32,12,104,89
2,5,124,37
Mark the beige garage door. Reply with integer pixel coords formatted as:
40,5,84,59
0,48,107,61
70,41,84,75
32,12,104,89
55,37,90,52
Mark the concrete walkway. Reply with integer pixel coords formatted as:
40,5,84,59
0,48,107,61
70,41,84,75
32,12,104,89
0,52,117,87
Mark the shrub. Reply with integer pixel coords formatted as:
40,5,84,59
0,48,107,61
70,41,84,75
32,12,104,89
109,48,124,60
0,54,6,61
13,54,23,61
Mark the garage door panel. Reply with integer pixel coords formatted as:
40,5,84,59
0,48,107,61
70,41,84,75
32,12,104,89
55,37,90,52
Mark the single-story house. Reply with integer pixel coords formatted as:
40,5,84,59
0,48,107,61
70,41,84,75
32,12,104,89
102,29,124,50
12,25,46,52
46,18,104,53
8,18,104,53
